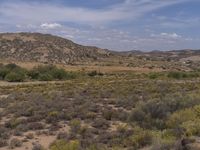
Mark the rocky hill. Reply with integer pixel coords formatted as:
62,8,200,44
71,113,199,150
0,33,111,64
1,32,200,71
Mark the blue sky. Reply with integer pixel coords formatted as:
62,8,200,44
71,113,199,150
0,0,200,51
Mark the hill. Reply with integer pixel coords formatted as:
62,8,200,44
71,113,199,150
1,32,200,72
0,33,111,64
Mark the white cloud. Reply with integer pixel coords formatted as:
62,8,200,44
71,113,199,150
40,23,62,29
0,0,192,25
160,32,182,38
0,0,199,51
151,32,182,39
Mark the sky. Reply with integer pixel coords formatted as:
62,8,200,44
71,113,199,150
0,0,200,51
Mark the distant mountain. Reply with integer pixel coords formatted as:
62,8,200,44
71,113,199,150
0,33,111,64
121,49,200,60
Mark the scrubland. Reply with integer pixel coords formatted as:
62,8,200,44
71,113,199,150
0,65,200,150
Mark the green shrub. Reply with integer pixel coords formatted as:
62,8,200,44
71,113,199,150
51,68,68,80
181,120,200,136
167,71,200,79
5,118,23,129
50,140,80,150
131,129,153,149
69,119,81,134
167,105,200,137
0,63,27,81
0,68,10,79
129,108,146,123
167,109,196,128
28,70,40,79
167,72,183,79
38,73,53,81
0,64,77,81
29,65,76,81
5,72,26,82
148,72,163,79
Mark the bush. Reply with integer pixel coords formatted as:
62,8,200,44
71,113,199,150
50,140,80,150
167,72,184,79
69,119,81,134
0,127,10,139
167,109,196,128
5,72,26,82
0,139,8,147
51,68,68,80
9,138,22,149
0,64,77,81
32,143,45,150
167,71,200,79
29,65,76,81
38,73,53,81
0,68,10,79
0,63,27,81
129,108,146,123
27,122,44,130
148,72,163,79
28,70,40,79
131,129,153,149
167,105,200,137
5,118,22,129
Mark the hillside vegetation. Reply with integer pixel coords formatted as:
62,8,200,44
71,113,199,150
0,33,111,64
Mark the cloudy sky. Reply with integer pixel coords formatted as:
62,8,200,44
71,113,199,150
0,0,200,51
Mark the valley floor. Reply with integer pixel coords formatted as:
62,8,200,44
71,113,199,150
0,71,200,150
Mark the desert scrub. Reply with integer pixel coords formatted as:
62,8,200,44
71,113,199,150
130,127,153,149
46,111,59,123
0,126,10,139
5,118,23,129
0,139,8,147
167,105,200,137
9,138,22,149
69,119,81,134
50,140,80,150
1,72,200,149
